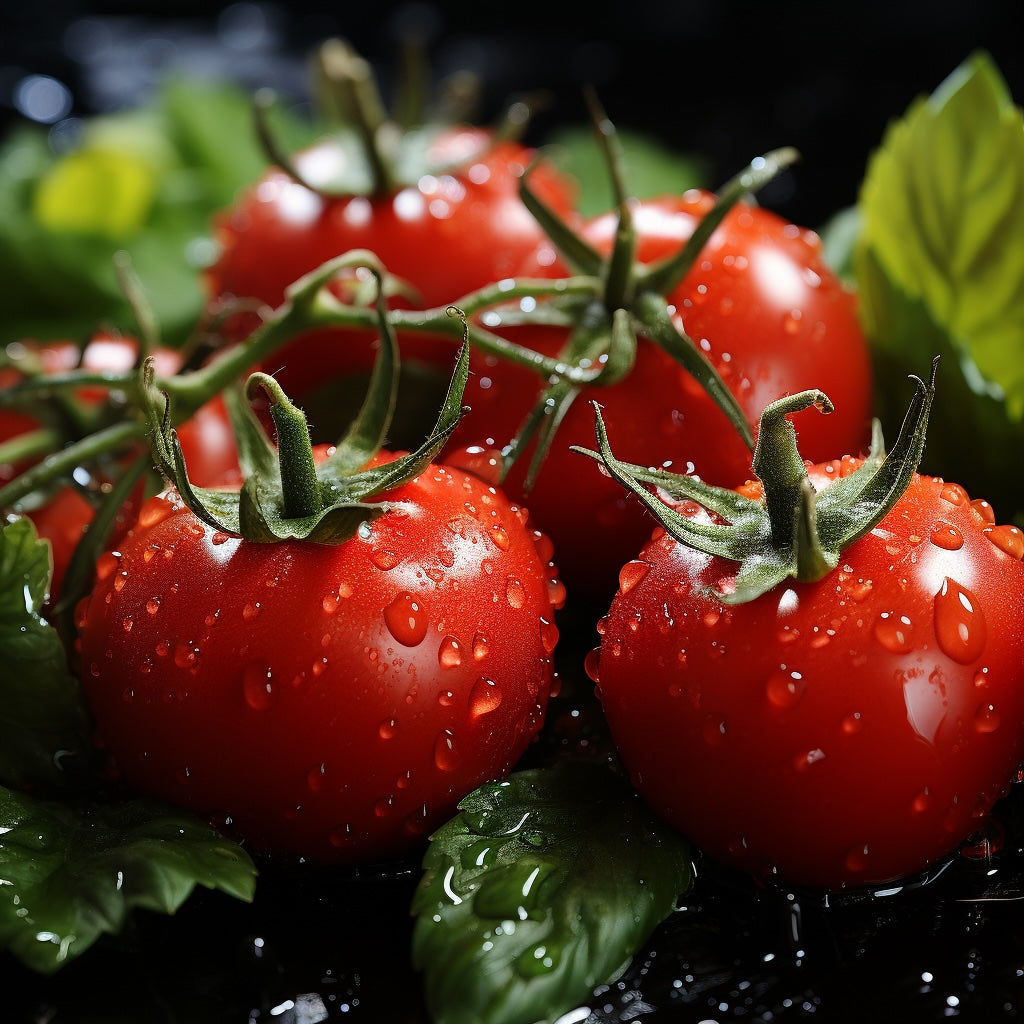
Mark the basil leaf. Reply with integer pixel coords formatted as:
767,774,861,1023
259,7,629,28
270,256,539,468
0,787,257,974
0,517,94,793
411,759,694,1024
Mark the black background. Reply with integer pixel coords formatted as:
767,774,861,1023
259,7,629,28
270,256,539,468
2,0,1023,229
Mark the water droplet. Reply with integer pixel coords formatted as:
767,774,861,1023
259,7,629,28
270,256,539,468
307,763,327,792
546,577,567,609
437,690,455,708
782,309,802,335
702,715,727,746
848,579,873,602
371,548,400,570
212,531,231,545
329,824,355,849
438,548,455,568
793,747,826,771
469,677,503,718
584,647,601,683
378,718,398,740
618,560,649,594
841,712,863,735
242,602,261,622
488,525,510,551
122,615,134,633
505,577,526,609
940,482,968,507
934,577,987,664
984,524,1024,560
174,641,199,671
974,703,1000,734
384,592,430,647
929,524,964,551
765,669,806,709
434,729,460,771
242,663,276,710
539,617,559,654
844,843,870,874
874,611,914,653
95,551,120,581
473,633,489,661
912,789,930,813
113,572,128,592
404,804,430,837
970,498,996,525
138,494,173,528
374,795,395,818
438,635,463,669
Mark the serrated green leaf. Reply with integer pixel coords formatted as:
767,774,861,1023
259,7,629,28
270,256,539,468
855,52,1024,423
0,787,257,974
411,760,694,1024
0,518,94,793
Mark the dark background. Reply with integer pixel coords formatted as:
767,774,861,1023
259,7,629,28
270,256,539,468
2,0,1023,229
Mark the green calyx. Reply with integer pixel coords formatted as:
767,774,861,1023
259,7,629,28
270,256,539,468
143,297,471,545
572,357,939,604
505,93,801,486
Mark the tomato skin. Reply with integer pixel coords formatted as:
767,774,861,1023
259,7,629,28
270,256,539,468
452,192,874,598
76,461,562,864
1,335,239,602
592,462,1024,890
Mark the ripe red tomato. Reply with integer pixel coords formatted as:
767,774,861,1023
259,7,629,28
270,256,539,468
450,192,874,598
2,334,239,601
75,458,563,864
590,459,1024,889
206,128,579,406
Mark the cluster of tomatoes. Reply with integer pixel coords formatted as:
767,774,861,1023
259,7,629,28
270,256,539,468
4,74,1024,891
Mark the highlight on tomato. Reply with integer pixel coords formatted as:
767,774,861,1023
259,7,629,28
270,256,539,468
579,362,1024,889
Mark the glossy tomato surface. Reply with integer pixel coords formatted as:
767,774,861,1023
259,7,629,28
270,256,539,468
592,461,1024,889
450,192,874,598
76,461,563,864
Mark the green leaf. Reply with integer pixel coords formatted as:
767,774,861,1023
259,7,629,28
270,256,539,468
545,125,709,217
855,52,1024,423
411,759,694,1024
0,787,257,974
0,517,94,793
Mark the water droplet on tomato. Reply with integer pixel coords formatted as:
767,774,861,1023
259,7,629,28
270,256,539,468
912,789,930,813
175,766,191,786
374,795,396,818
929,524,964,551
242,663,276,710
122,615,134,633
212,531,231,545
488,525,510,551
113,572,128,592
539,617,559,654
618,560,649,595
242,602,261,622
702,715,727,746
765,669,806,709
95,551,120,582
473,633,489,661
782,309,802,335
174,641,200,671
146,597,160,616
438,635,462,669
372,548,400,570
847,579,873,602
940,482,969,507
404,804,430,837
506,577,526,609
329,824,354,849
934,577,987,664
874,611,914,653
383,591,429,647
841,711,863,735
378,718,398,740
974,703,1000,734
307,763,327,792
584,647,600,683
984,524,1024,559
793,747,826,771
438,548,455,568
970,498,996,525
469,677,503,718
844,843,870,874
434,729,460,771
546,577,566,609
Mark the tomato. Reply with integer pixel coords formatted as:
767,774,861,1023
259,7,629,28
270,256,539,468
590,459,1024,889
449,192,874,599
206,128,578,414
75,457,563,864
1,334,239,601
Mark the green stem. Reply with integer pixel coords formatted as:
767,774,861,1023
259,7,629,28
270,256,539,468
246,374,321,521
0,428,60,468
0,420,144,509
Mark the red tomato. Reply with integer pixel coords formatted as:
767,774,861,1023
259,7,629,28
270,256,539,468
206,128,578,407
590,459,1024,889
1,334,240,602
450,193,874,598
75,459,563,864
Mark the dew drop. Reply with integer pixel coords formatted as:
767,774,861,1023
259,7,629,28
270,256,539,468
384,592,430,647
438,635,463,669
95,551,120,582
584,647,600,683
371,548,401,570
974,703,1000,734
782,309,802,335
912,789,930,814
847,579,873,602
940,482,968,507
929,524,963,551
934,577,987,664
547,577,567,609
242,602,261,622
505,577,526,609
378,718,398,740
702,715,727,746
434,729,460,771
488,525,510,551
437,690,456,708
138,495,173,529
211,531,231,546
793,747,826,771
307,763,327,792
242,663,276,710
618,560,649,595
122,615,134,633
113,572,128,592
174,641,200,671
984,524,1024,560
472,633,489,661
539,617,559,654
469,677,503,718
765,669,806,709
841,712,863,735
874,611,914,654
374,795,396,818
438,548,455,568
844,843,870,874
329,824,355,849
970,498,996,525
